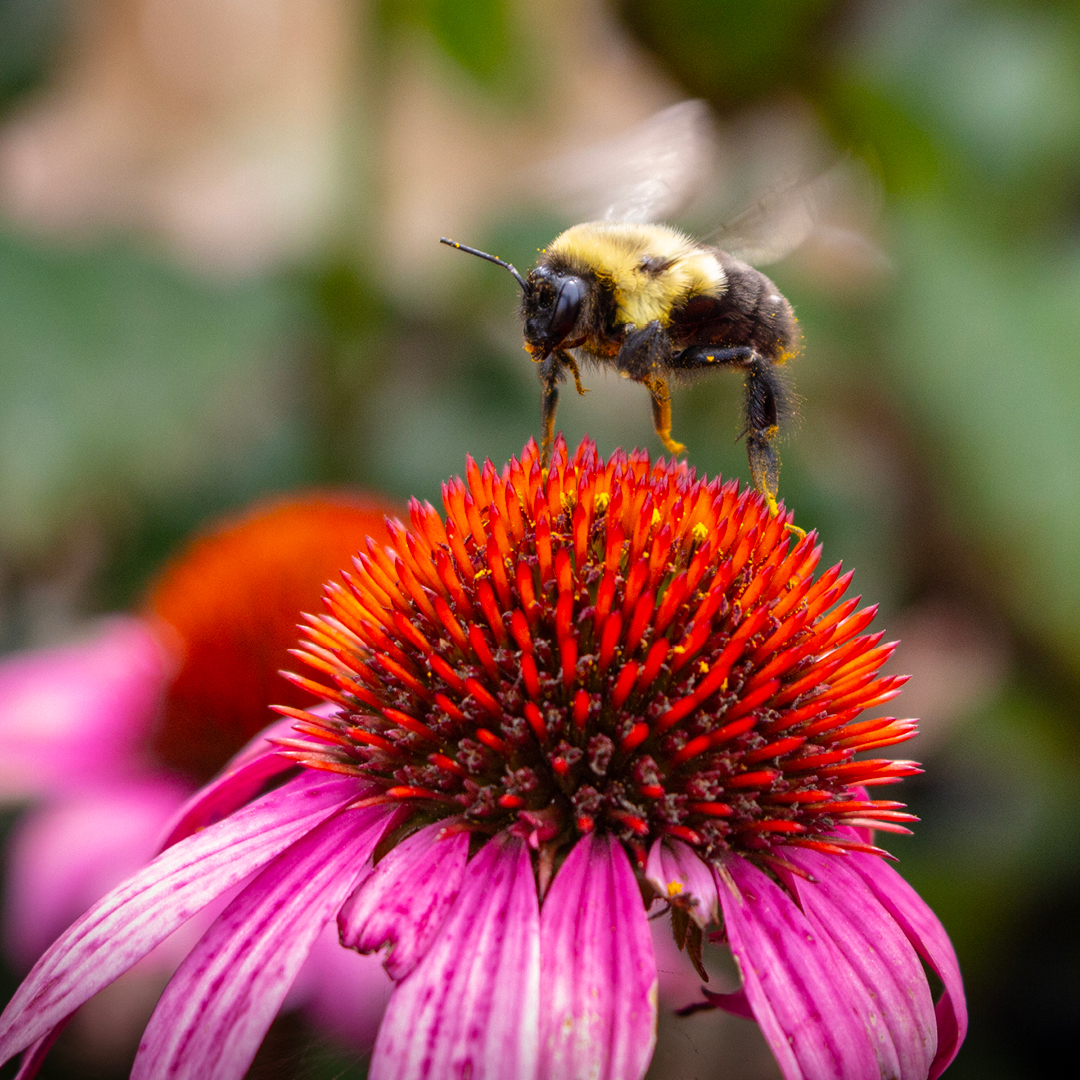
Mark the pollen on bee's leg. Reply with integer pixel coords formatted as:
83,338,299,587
645,375,687,456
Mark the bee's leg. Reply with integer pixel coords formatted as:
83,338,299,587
673,346,793,524
538,352,562,466
616,321,672,379
561,352,588,396
616,322,686,452
642,374,686,456
670,345,755,370
743,355,783,519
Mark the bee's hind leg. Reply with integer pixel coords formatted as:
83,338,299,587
743,355,786,522
673,346,796,528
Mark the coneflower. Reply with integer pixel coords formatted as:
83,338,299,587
0,439,965,1080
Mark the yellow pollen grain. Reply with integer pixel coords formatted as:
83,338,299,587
698,660,710,674
667,881,684,897
560,492,576,514
650,508,661,527
691,522,709,544
594,492,611,512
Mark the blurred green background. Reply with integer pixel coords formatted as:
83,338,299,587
2,0,1079,1077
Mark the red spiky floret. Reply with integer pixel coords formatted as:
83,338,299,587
280,437,921,871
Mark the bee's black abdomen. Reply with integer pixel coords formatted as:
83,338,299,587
669,252,798,365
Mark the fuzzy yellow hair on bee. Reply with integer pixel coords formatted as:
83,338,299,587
546,222,727,329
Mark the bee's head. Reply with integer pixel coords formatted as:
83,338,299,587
439,237,584,359
522,266,587,357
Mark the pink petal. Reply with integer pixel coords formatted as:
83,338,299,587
697,986,756,1020
650,919,708,1008
783,848,937,1080
156,705,347,850
0,618,168,800
846,853,967,1079
645,837,718,928
539,833,657,1080
715,855,882,1080
131,802,397,1080
154,716,301,851
0,770,360,1064
370,833,540,1080
11,1018,68,1080
4,778,187,967
338,821,469,980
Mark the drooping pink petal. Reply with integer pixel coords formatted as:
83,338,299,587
370,833,540,1080
131,802,397,1080
845,852,967,1079
645,837,718,928
154,716,302,851
0,618,169,800
0,770,360,1064
650,919,709,1008
715,854,881,1080
4,778,187,966
782,848,937,1080
539,833,657,1080
339,821,469,980
696,986,755,1020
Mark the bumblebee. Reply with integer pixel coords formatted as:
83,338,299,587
441,222,799,516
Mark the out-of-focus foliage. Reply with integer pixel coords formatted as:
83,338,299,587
0,233,300,554
2,1,1080,1078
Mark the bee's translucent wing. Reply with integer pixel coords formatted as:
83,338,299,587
712,157,884,267
531,100,718,224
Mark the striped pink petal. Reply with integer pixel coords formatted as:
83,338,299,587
370,832,540,1080
339,820,469,980
715,854,882,1080
131,802,397,1080
845,852,967,1079
782,848,937,1080
0,770,359,1065
645,837,718,928
539,833,657,1080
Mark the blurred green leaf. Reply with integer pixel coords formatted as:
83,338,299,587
0,231,300,557
884,208,1080,673
618,0,839,109
379,0,517,87
0,0,63,102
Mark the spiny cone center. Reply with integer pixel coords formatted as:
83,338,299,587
281,438,920,873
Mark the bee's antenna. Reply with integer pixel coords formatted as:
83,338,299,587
440,237,528,293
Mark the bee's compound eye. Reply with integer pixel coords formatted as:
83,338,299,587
548,277,586,347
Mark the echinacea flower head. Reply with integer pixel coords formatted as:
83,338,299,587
0,438,966,1080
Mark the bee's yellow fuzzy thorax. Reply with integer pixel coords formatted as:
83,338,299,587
547,221,726,330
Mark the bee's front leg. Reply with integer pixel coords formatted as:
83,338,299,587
537,349,585,464
538,352,562,466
